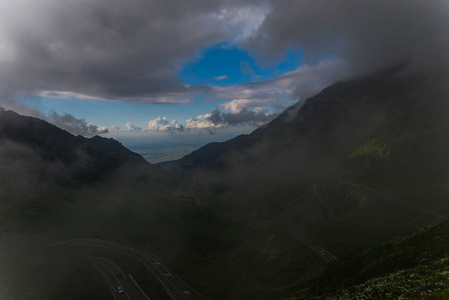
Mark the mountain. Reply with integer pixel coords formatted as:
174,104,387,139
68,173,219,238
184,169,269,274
0,107,165,185
1,65,448,299
306,219,449,299
150,65,449,298
161,64,449,179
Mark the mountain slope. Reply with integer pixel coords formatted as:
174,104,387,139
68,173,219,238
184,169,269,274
147,65,449,298
302,220,449,299
163,64,449,178
0,107,164,185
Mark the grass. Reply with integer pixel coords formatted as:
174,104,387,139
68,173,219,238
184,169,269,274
350,137,391,160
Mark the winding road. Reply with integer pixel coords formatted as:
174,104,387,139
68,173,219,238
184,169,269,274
336,178,446,226
292,178,447,264
291,184,339,263
88,256,151,300
292,223,338,263
51,239,208,300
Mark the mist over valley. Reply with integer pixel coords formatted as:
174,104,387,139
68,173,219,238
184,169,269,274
1,1,449,299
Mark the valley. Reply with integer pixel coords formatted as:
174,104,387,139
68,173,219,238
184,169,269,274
0,66,449,299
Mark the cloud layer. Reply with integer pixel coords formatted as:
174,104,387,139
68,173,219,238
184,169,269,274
0,0,268,103
248,0,449,74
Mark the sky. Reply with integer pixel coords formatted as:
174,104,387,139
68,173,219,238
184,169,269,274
0,0,448,161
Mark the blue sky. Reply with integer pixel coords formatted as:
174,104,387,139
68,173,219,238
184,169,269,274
178,44,305,87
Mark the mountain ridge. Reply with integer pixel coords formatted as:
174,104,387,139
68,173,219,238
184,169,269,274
0,107,164,185
160,64,449,176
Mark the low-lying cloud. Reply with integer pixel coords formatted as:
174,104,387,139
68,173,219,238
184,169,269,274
186,107,277,129
47,111,108,136
124,117,184,132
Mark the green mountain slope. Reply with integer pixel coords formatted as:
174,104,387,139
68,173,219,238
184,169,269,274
298,220,449,299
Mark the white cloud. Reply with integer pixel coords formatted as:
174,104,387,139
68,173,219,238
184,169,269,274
214,75,229,81
109,125,121,132
219,98,274,114
46,111,108,136
186,113,224,129
89,124,108,134
186,107,277,129
125,122,142,131
147,117,184,132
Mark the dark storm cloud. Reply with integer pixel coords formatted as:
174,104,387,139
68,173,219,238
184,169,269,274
247,0,449,75
2,0,446,112
0,0,266,103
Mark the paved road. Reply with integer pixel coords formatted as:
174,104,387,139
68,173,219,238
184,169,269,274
292,223,338,263
290,184,338,264
88,257,132,300
52,239,207,300
88,257,150,300
293,177,446,263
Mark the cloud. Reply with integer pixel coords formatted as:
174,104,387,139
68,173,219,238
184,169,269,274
2,0,446,130
184,61,347,130
219,98,277,113
186,107,277,129
147,117,184,132
0,0,270,104
212,108,277,127
247,0,449,75
186,113,223,129
214,75,229,81
47,111,108,136
125,122,142,132
124,117,184,132
212,59,348,104
109,125,121,132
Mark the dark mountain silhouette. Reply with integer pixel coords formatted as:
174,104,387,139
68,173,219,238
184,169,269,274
0,107,164,185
